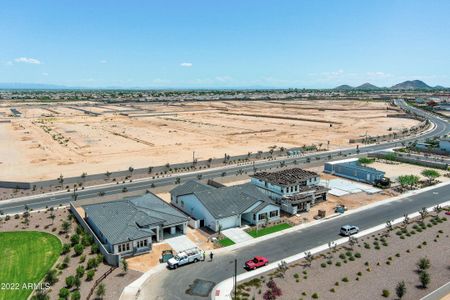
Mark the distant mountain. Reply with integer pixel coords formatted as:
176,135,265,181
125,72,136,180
334,84,354,90
390,80,431,90
355,82,379,90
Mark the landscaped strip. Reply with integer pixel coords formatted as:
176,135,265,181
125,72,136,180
218,237,236,247
0,231,62,300
247,223,292,238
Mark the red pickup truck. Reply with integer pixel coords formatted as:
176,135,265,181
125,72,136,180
245,256,269,270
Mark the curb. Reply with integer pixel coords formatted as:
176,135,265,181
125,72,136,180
213,181,450,255
211,200,450,300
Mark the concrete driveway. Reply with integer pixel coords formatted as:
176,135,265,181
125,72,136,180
165,235,197,252
222,227,253,244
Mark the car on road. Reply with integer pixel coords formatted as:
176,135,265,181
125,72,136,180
245,256,269,270
445,211,450,216
340,225,359,236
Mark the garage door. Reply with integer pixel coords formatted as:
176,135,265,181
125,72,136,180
218,216,239,230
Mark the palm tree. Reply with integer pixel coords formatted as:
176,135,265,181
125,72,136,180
128,166,134,177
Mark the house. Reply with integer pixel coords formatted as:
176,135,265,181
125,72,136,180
83,193,188,257
250,168,328,214
324,158,385,184
170,181,280,232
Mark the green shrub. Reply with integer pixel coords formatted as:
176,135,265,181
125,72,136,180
335,262,341,267
86,269,95,281
59,288,70,299
312,293,319,299
74,243,84,256
354,252,361,258
321,263,326,268
382,289,390,298
342,277,349,282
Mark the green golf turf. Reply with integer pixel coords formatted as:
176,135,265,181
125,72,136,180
0,231,62,300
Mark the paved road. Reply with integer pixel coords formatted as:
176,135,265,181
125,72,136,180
0,100,448,215
138,184,450,300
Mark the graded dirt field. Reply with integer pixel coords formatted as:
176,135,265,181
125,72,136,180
0,100,419,181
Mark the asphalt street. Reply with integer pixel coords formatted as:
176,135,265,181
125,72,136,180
1,100,448,215
138,183,450,300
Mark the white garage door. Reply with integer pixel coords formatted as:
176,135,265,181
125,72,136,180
218,216,239,230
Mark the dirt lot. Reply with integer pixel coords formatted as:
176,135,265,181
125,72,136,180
370,161,450,183
239,210,450,300
0,100,419,181
0,208,140,300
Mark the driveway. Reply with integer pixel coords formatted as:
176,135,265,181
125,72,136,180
222,227,253,243
165,235,198,252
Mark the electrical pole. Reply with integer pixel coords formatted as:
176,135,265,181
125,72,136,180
234,259,237,299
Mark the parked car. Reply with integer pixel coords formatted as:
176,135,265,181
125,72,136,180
167,247,204,269
340,225,359,236
445,211,450,216
245,256,269,270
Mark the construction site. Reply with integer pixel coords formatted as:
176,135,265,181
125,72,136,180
0,100,420,181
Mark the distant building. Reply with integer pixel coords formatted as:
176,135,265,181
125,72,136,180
83,193,188,257
324,158,385,184
251,168,328,214
170,181,280,232
439,138,450,152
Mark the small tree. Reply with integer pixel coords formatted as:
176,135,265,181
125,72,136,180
96,283,106,299
419,207,428,222
395,281,406,299
74,244,84,256
65,276,75,288
277,260,288,278
44,269,58,285
402,214,410,227
76,265,85,278
433,205,442,216
417,257,430,271
59,288,70,300
419,271,430,288
122,258,128,274
421,169,439,184
304,251,313,267
62,221,71,234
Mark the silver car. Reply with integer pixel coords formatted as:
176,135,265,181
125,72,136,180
340,225,359,236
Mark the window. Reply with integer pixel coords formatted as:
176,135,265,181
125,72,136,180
270,210,279,218
118,245,122,252
127,243,130,251
181,200,184,207
258,213,267,221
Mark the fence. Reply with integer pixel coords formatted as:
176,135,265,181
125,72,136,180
86,267,116,300
70,202,120,266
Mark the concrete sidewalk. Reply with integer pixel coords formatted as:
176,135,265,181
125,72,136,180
211,199,450,300
222,228,252,244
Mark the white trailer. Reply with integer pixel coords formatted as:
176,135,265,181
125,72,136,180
167,247,205,269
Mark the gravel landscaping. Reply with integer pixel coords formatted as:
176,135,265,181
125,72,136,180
0,207,140,300
237,208,450,300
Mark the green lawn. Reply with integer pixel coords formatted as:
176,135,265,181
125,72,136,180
247,223,292,238
0,231,62,300
218,237,235,247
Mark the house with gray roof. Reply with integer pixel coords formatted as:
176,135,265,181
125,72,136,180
170,181,280,232
83,193,188,257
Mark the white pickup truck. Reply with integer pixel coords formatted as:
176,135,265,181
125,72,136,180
167,247,205,269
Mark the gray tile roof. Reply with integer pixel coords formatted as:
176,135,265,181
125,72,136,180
171,180,213,197
83,193,188,245
175,182,278,219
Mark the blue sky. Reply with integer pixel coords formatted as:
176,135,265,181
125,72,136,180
1,0,450,88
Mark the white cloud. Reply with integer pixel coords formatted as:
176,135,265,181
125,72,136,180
14,57,41,64
99,59,107,64
180,62,193,67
